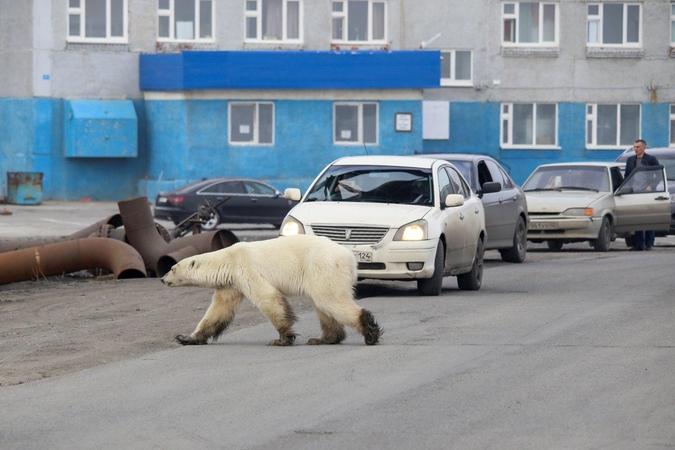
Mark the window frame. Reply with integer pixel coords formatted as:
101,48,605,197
157,0,215,42
671,4,675,46
331,0,387,45
67,0,128,43
500,102,559,149
501,2,559,47
333,102,379,146
244,0,303,43
586,2,642,47
670,104,675,146
228,102,275,146
585,103,641,149
440,50,473,87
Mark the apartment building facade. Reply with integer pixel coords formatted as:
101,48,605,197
1,0,674,200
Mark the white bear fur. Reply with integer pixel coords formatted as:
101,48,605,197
162,234,382,346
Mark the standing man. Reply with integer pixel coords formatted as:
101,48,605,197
624,139,660,251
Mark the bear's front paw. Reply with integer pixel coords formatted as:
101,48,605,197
175,334,207,345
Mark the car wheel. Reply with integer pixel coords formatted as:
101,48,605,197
592,216,612,252
417,240,445,296
457,237,484,291
624,236,635,248
201,212,220,231
500,216,527,263
547,240,563,251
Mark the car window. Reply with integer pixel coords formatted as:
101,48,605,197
202,181,246,194
244,181,276,195
621,166,665,193
497,166,515,189
305,165,433,205
437,167,455,201
661,156,675,181
444,160,473,186
523,166,610,192
486,160,509,189
610,167,624,192
476,161,493,188
445,166,470,199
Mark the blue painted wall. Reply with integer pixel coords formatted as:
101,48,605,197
420,102,671,185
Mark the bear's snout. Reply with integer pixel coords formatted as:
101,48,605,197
161,275,171,286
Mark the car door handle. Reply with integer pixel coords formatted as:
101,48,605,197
655,196,669,201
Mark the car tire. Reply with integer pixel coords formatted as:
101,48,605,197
592,216,612,252
500,216,527,263
417,240,445,296
201,212,220,231
457,237,484,291
547,240,563,251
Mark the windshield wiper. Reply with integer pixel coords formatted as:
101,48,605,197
523,188,562,192
559,186,599,192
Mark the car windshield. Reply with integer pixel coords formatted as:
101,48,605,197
305,165,434,205
522,166,610,192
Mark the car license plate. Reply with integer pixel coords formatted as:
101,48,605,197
354,251,372,263
529,222,558,230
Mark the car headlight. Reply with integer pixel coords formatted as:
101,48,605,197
280,216,305,236
393,220,428,241
562,208,594,217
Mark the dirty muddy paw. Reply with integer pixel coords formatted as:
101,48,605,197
175,334,207,345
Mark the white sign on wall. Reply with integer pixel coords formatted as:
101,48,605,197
422,101,450,140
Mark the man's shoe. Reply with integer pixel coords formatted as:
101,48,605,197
645,246,653,251
632,246,645,251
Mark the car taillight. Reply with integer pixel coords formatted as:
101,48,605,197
168,196,184,205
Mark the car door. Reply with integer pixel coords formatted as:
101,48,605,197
436,167,465,269
613,165,671,232
446,166,479,268
477,159,514,247
243,180,291,224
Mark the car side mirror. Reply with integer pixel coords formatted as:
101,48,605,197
284,188,302,201
479,181,501,198
444,194,465,207
615,186,633,196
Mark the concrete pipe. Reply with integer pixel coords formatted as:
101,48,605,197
0,238,147,285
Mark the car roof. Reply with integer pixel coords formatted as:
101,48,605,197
420,153,492,163
534,161,623,169
616,147,675,161
331,155,442,169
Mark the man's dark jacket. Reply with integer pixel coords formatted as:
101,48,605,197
625,153,660,177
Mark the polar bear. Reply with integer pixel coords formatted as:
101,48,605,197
161,234,382,346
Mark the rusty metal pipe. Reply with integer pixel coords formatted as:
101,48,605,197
0,214,124,254
0,238,147,285
118,197,239,276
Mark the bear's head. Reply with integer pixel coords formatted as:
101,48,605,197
161,251,234,288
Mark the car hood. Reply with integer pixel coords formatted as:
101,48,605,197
288,201,432,228
525,191,607,213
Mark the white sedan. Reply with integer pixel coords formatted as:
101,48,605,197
522,162,671,251
280,155,497,296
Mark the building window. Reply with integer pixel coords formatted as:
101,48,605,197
671,5,675,46
501,103,557,148
332,1,386,44
245,0,302,42
229,103,274,145
158,0,214,41
440,50,472,87
670,104,675,146
587,3,641,46
68,0,127,42
502,2,558,46
334,102,378,145
586,104,640,148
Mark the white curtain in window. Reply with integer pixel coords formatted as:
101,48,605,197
287,1,299,39
518,3,538,43
542,4,555,42
263,0,283,40
513,104,533,145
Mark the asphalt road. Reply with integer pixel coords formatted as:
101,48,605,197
1,201,675,449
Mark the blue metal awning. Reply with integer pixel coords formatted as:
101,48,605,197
140,50,441,91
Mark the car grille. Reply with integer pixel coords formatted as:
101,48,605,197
311,225,389,244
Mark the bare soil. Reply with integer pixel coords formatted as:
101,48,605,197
0,274,320,387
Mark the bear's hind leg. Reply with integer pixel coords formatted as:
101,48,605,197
307,308,346,345
175,287,244,345
312,296,383,346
